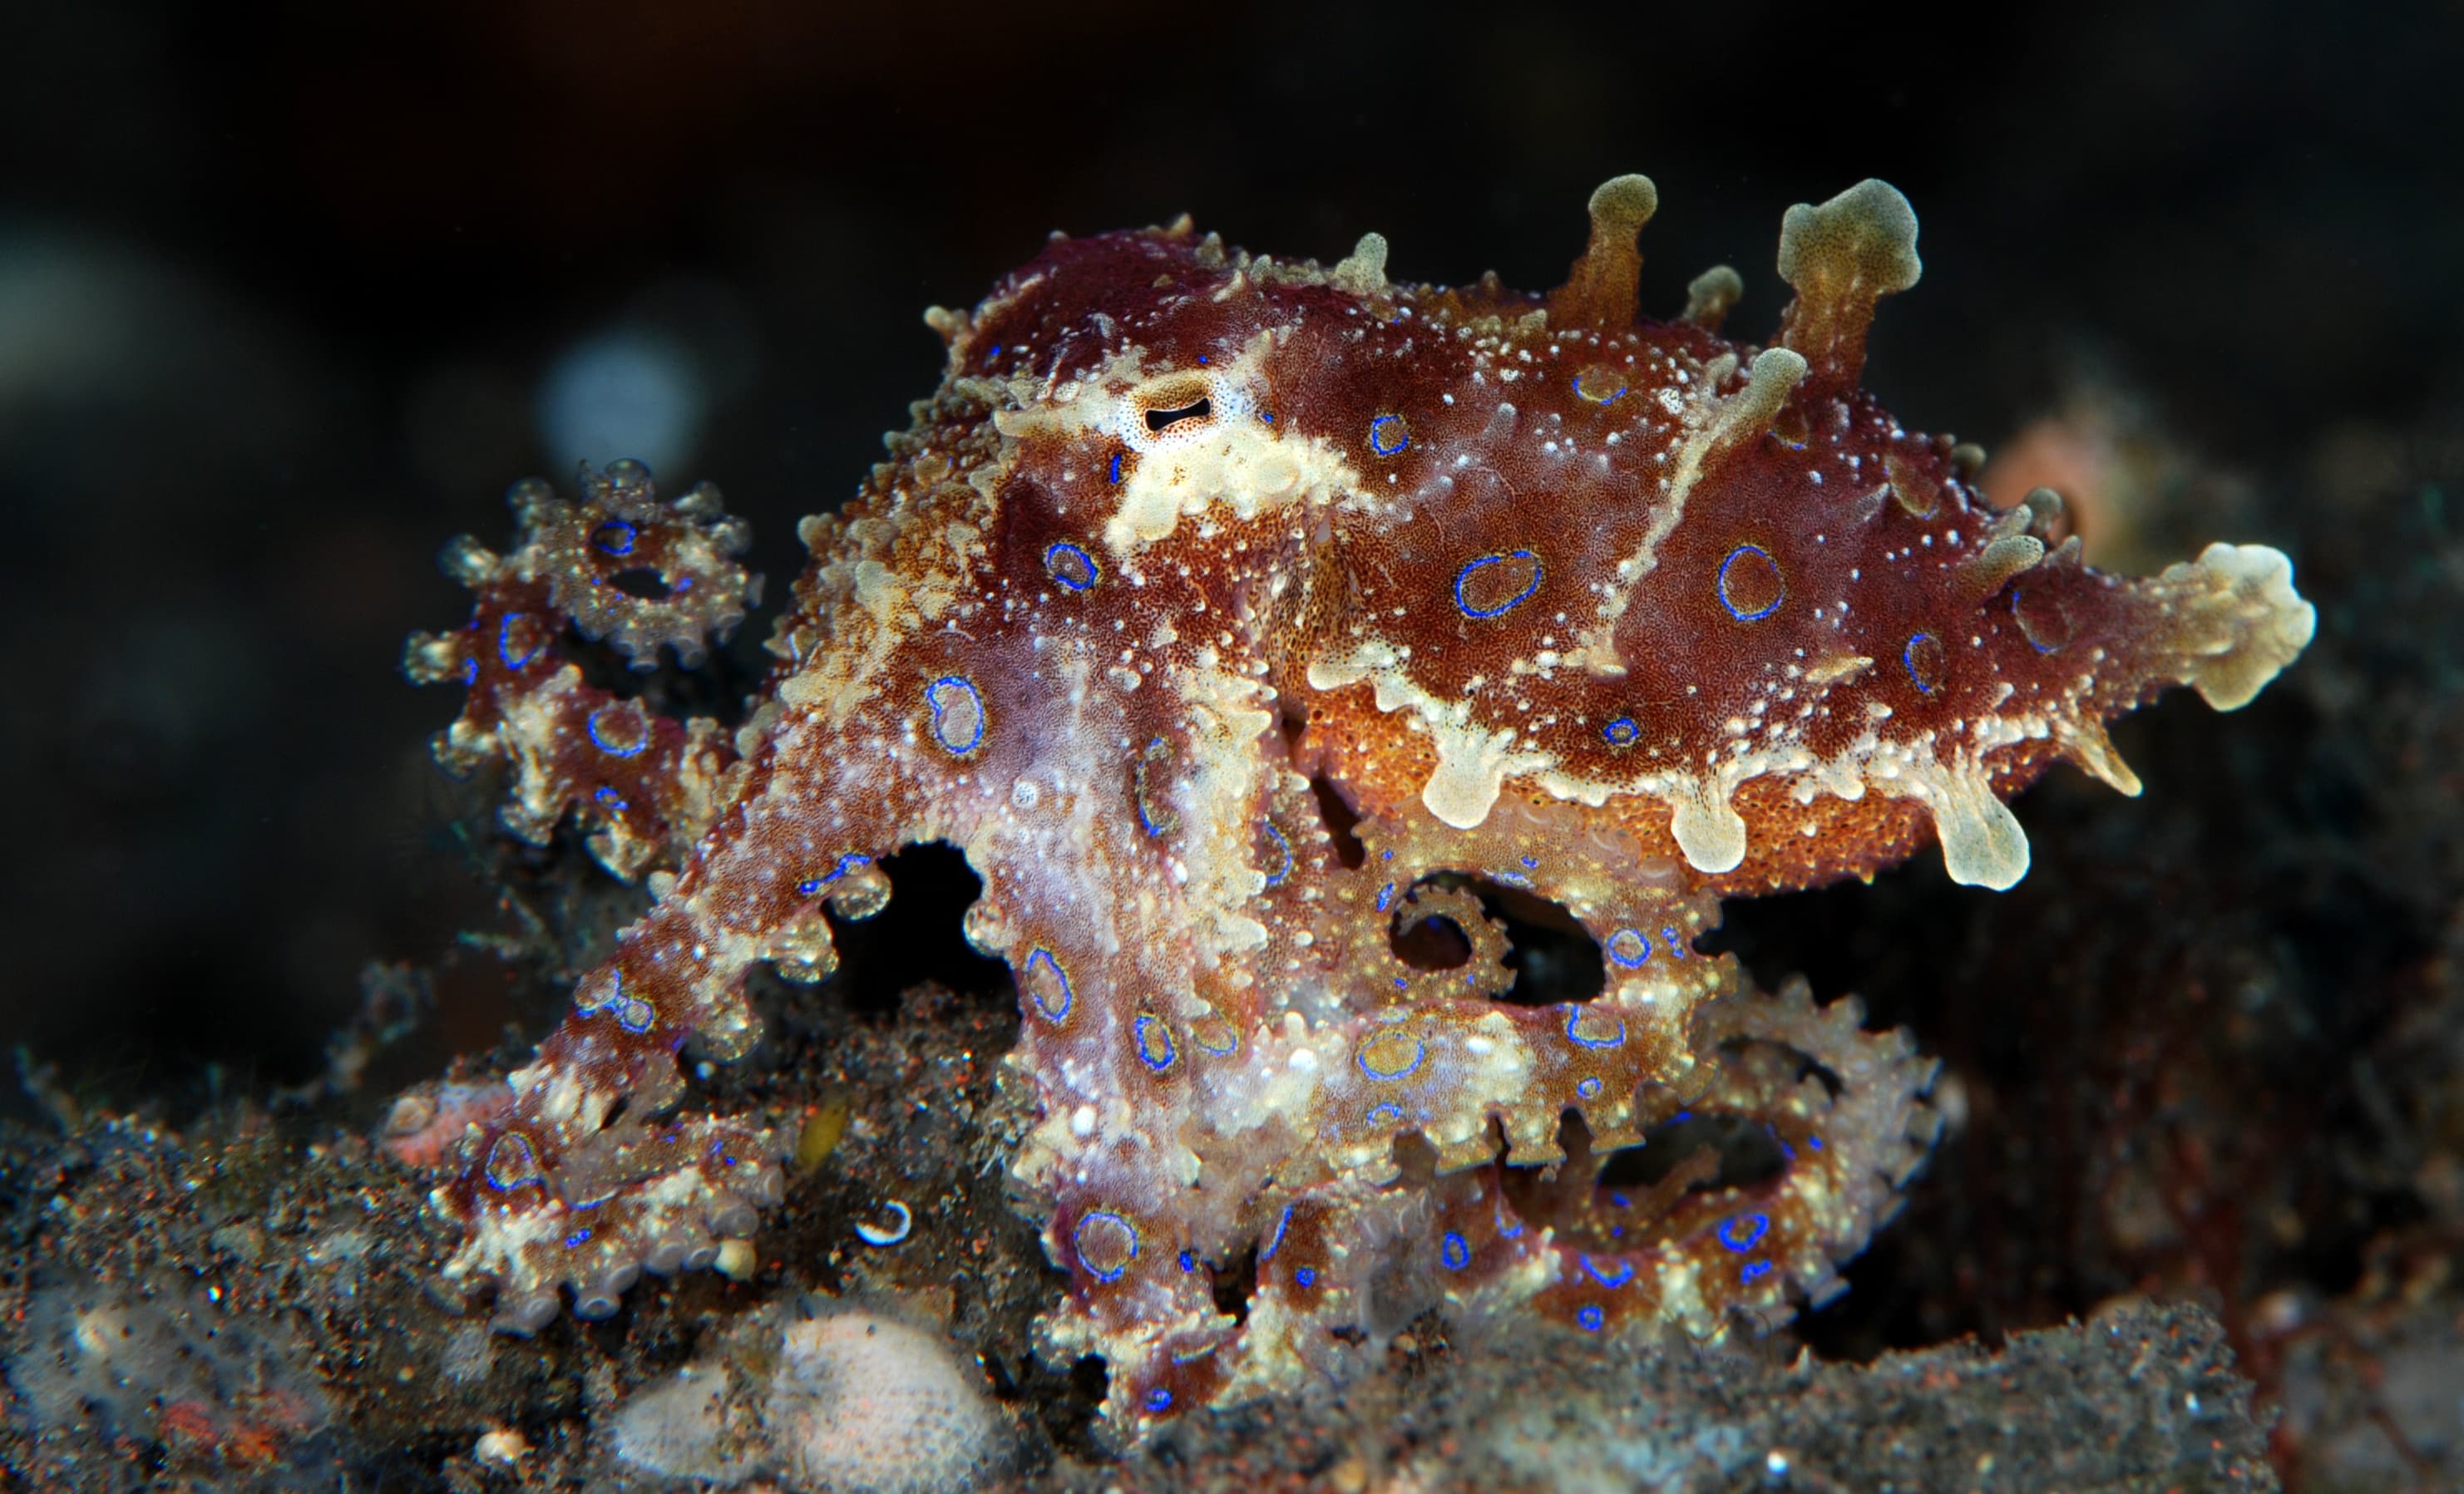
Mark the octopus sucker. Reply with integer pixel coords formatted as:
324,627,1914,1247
397,171,2313,1442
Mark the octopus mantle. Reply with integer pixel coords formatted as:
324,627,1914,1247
400,174,2314,1438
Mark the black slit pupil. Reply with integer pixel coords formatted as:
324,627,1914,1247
1146,398,1211,431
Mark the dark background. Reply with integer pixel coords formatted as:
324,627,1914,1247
2,0,2456,1120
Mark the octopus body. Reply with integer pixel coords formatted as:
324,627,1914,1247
402,174,2314,1437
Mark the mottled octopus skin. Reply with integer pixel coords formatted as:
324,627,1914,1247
402,175,2314,1437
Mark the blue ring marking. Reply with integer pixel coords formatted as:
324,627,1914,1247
1107,452,1124,484
1807,1135,1825,1151
1145,1388,1173,1413
1355,1032,1426,1082
1453,550,1544,619
1577,1077,1603,1100
1260,410,1276,423
1573,372,1628,404
1606,928,1652,969
1741,1260,1773,1284
1375,883,1395,914
565,1229,592,1249
926,675,985,756
1261,1204,1293,1263
1024,948,1073,1023
574,970,621,1017
1394,977,1409,990
1073,1210,1139,1283
594,786,630,812
1718,1212,1770,1253
483,1132,538,1191
986,344,1003,359
1662,927,1687,959
1368,414,1410,455
1609,1193,1632,1210
1366,1102,1405,1127
1564,1007,1626,1050
1441,1232,1471,1270
1043,541,1099,592
1580,1255,1635,1289
592,520,637,556
1178,1250,1196,1272
459,657,478,684
1716,543,1785,622
797,853,872,897
1903,631,1943,693
1576,1304,1606,1332
2011,587,2067,654
1294,1266,1316,1288
586,703,650,757
1601,715,1640,747
615,998,656,1033
1133,1014,1176,1072
1521,855,1539,870
497,614,544,670
1258,821,1293,889
1192,1023,1238,1056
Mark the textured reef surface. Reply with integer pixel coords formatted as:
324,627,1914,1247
388,173,2314,1440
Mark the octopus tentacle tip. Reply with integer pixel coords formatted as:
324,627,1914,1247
397,173,2313,1442
1551,172,1660,329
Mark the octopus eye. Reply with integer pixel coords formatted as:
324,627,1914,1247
1145,397,1212,432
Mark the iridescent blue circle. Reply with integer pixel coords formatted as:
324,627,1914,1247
1454,550,1543,619
497,613,544,670
1073,1210,1138,1283
926,676,985,756
1043,541,1100,592
1133,1014,1176,1073
1580,1255,1634,1289
1258,821,1293,889
1606,928,1652,969
1368,414,1410,455
586,703,650,757
1563,1007,1626,1050
1025,948,1073,1023
1716,543,1785,622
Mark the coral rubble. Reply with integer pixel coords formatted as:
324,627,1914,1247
398,173,2313,1437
